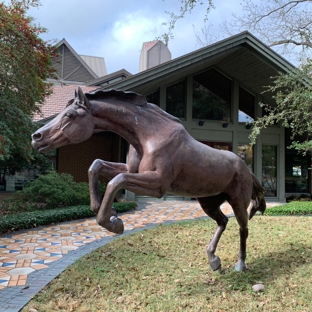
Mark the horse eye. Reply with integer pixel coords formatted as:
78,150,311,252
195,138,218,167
65,112,74,118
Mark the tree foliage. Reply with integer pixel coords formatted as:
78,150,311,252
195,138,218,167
0,1,57,161
0,149,51,188
250,61,312,154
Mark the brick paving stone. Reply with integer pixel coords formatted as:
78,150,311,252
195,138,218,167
0,200,283,311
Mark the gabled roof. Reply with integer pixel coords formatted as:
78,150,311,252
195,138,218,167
53,39,100,83
80,54,107,77
101,31,296,105
86,69,132,86
33,85,98,122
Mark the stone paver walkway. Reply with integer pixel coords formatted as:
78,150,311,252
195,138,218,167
0,200,282,311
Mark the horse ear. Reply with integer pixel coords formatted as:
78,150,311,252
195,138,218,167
77,86,92,110
77,86,84,103
83,94,92,110
74,89,78,98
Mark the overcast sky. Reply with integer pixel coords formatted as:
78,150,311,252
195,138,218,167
27,0,243,75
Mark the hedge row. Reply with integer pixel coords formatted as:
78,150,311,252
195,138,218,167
0,202,137,234
264,201,312,216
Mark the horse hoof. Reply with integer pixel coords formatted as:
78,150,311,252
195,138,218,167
209,256,221,271
214,265,222,274
109,216,124,234
234,261,247,272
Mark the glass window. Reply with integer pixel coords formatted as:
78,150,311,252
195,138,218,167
238,144,253,172
239,87,254,123
201,141,232,151
166,80,186,118
262,145,277,196
192,68,231,121
146,89,159,106
284,128,310,193
285,151,309,193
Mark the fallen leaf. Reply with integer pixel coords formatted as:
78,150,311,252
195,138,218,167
69,301,80,312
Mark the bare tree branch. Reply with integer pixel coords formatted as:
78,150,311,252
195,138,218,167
193,23,220,48
221,0,312,60
269,39,312,48
254,0,304,23
159,0,214,46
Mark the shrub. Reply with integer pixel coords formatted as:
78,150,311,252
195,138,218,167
2,171,105,212
0,205,95,234
299,193,311,199
0,202,137,234
112,201,137,213
265,201,312,216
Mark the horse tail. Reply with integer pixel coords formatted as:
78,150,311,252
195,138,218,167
249,172,266,220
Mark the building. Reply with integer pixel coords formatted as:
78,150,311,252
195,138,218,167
37,31,311,202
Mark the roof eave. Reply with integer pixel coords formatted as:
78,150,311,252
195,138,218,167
101,31,296,91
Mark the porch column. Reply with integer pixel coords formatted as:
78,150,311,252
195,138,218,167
254,94,262,180
232,79,239,155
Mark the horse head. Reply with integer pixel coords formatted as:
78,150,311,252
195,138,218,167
31,86,94,153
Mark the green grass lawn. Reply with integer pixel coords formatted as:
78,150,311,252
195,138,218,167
22,212,312,312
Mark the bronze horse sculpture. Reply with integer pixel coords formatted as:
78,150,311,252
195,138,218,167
31,86,266,272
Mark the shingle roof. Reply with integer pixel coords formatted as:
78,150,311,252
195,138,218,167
33,85,97,122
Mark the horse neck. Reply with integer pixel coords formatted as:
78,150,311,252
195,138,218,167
91,100,145,155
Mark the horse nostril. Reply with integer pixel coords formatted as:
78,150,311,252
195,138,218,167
32,132,42,141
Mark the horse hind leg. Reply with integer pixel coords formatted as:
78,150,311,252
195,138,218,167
229,199,249,271
197,194,228,271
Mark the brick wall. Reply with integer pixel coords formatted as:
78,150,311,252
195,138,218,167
57,132,121,182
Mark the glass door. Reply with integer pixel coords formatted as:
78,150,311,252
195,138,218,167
262,145,277,197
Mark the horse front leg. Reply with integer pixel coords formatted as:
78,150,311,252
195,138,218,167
88,159,128,213
198,196,228,271
96,171,165,234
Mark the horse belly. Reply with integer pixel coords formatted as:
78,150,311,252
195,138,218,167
167,179,227,198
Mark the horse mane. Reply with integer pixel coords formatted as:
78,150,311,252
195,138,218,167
85,89,147,106
149,103,182,124
67,88,181,125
